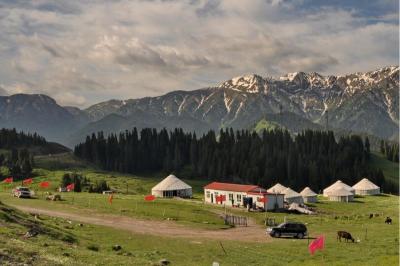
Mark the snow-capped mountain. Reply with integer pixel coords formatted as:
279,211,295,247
0,66,398,146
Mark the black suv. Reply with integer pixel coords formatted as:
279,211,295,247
267,222,307,238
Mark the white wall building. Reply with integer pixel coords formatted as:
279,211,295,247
204,182,284,211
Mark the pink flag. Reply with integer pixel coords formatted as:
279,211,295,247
66,183,75,191
309,235,325,255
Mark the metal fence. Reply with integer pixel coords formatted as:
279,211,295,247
224,214,248,226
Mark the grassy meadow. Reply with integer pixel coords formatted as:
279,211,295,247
0,152,398,265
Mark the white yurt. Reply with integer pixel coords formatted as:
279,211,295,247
267,183,287,194
323,180,355,197
300,187,318,203
151,174,192,198
282,187,304,204
352,178,380,195
326,188,354,202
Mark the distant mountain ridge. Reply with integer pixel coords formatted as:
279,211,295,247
0,66,398,146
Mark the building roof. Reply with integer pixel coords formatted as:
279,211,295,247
267,183,287,194
323,180,355,194
327,187,353,197
352,178,380,190
204,182,263,193
152,174,192,191
282,187,302,199
300,187,317,197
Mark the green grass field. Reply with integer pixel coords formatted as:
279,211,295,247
370,151,399,190
0,152,398,265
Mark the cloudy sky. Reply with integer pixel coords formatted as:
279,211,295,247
0,0,398,107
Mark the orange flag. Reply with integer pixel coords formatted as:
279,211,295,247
108,193,114,204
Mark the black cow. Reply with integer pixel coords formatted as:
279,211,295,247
385,217,392,224
337,231,355,243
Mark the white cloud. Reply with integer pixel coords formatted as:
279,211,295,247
0,0,397,107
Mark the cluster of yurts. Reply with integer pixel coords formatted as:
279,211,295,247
267,178,381,203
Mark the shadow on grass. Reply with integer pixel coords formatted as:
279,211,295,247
272,236,316,240
350,200,365,204
372,194,390,197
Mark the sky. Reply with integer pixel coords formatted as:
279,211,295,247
0,0,398,107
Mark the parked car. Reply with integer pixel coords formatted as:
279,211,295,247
12,187,31,198
266,222,308,238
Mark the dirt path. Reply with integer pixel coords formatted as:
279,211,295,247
13,205,270,243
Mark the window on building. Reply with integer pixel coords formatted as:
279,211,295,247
206,191,210,198
229,194,233,201
237,194,242,202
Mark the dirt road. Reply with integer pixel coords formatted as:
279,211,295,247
14,205,270,243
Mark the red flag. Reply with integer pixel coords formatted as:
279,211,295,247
216,195,226,203
3,177,13,183
66,183,75,191
23,178,33,185
144,195,156,201
309,235,325,255
108,193,114,204
216,195,221,203
258,196,268,203
40,181,50,188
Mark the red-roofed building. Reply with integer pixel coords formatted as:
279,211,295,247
204,182,284,211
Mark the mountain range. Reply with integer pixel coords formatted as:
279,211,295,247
0,66,398,147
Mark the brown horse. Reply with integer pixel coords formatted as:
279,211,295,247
337,231,355,242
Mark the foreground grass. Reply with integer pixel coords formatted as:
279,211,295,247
0,195,398,266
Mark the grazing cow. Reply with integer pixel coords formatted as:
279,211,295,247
369,214,373,219
385,217,392,224
337,231,355,243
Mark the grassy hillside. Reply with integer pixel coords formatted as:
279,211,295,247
254,119,281,133
370,151,399,192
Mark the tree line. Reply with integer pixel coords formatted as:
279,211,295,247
0,148,34,178
380,140,399,163
0,128,46,149
74,128,393,193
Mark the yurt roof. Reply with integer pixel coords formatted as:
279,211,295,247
352,178,380,190
324,180,354,193
300,187,317,197
327,187,353,197
267,183,287,194
282,187,302,198
152,174,192,191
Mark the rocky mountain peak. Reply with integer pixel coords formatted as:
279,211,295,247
219,74,266,93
